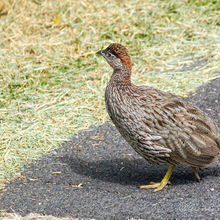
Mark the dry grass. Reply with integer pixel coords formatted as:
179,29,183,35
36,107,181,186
0,0,220,188
0,211,73,219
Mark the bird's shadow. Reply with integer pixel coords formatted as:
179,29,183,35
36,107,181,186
59,153,220,187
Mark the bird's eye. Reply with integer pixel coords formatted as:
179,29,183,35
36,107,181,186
107,52,113,57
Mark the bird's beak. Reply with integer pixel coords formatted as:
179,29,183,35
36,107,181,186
96,50,104,56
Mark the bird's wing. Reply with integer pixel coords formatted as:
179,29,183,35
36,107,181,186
135,86,220,166
160,95,220,166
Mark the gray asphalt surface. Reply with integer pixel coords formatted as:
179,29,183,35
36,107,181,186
0,78,219,219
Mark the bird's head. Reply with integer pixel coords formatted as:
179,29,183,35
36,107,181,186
96,43,131,71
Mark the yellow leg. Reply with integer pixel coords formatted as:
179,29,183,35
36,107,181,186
192,167,200,181
140,165,176,192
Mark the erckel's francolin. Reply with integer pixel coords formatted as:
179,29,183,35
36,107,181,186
97,43,220,191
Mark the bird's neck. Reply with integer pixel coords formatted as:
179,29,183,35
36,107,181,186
111,65,132,86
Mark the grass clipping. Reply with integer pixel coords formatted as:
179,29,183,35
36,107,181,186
0,0,220,187
0,211,73,220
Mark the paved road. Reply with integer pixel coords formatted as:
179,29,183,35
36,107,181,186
0,78,219,219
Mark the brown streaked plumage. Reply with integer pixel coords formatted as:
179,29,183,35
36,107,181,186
97,43,220,191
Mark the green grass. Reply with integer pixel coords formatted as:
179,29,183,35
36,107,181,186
0,0,220,189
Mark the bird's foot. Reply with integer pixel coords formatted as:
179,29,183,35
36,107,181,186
140,180,171,192
140,165,175,192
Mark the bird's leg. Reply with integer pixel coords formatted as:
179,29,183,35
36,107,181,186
191,167,201,181
140,165,176,192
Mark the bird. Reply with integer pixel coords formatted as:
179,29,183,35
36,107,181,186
96,43,220,192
